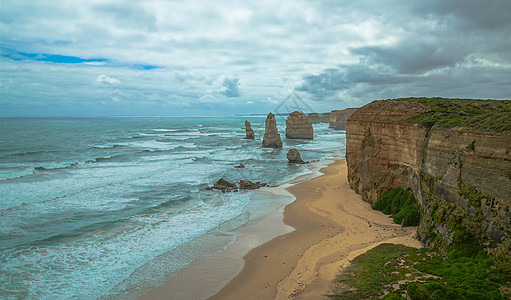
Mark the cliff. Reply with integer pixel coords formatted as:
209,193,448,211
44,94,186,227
346,98,511,246
329,108,357,130
306,112,330,124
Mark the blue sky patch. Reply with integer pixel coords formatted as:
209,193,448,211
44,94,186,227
0,48,158,70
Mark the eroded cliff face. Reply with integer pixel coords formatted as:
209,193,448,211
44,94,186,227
329,108,357,130
346,100,511,246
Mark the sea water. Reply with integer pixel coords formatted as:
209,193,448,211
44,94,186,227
0,116,346,299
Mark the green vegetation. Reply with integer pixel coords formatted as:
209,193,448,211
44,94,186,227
389,97,511,132
328,243,508,299
372,188,420,226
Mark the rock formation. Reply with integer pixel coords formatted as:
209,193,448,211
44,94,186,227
206,178,268,192
244,120,254,139
285,111,313,139
346,98,511,246
329,108,357,130
207,178,238,192
239,180,268,190
234,163,245,168
262,112,283,148
306,113,330,124
287,148,304,164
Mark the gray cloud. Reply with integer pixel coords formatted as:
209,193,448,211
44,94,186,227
221,77,241,97
1,0,510,116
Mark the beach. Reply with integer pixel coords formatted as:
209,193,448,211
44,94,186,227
141,159,422,299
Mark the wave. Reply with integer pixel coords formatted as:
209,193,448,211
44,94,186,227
152,128,179,132
93,144,125,149
33,162,78,172
85,155,124,164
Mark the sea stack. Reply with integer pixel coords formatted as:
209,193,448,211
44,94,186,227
244,120,254,139
262,112,282,148
287,148,304,164
285,111,313,139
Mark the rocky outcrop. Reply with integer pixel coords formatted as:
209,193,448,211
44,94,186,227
287,148,304,164
329,108,357,130
286,111,313,139
245,120,254,139
206,179,268,192
239,180,268,190
307,112,330,124
262,112,282,148
346,99,511,246
207,178,238,192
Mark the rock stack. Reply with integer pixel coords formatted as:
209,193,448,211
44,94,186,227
287,149,305,164
262,112,282,148
285,111,313,139
244,120,254,139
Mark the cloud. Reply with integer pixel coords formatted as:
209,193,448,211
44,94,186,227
221,77,241,97
1,0,510,116
97,75,121,85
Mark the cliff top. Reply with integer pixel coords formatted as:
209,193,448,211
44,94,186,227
388,97,511,133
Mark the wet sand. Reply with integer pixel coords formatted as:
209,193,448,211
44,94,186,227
141,160,421,299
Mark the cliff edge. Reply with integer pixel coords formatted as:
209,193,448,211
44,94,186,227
346,98,511,246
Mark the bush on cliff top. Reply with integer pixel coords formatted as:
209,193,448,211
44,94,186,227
372,188,420,226
389,97,511,132
328,243,508,299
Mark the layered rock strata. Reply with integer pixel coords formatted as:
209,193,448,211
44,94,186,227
262,112,283,148
244,120,254,139
306,112,330,124
346,99,511,246
329,108,357,130
285,111,313,139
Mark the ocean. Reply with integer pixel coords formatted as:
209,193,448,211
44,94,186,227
0,116,346,299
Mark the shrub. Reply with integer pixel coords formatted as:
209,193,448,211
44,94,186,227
372,188,420,226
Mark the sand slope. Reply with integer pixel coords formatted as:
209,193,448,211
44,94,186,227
210,160,422,299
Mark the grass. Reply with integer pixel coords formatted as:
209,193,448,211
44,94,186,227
372,188,420,226
387,97,511,132
328,243,508,299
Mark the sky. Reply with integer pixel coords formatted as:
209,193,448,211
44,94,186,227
1,0,510,116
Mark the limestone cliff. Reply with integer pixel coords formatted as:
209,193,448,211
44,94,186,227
262,112,283,148
329,108,357,130
286,111,313,139
306,112,330,124
346,98,511,246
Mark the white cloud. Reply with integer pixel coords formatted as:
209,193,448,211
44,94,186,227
1,0,510,116
96,74,121,85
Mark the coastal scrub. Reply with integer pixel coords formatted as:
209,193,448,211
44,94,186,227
371,188,420,226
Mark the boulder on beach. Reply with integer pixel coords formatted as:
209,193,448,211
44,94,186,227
244,120,254,139
286,111,313,139
262,112,282,148
287,148,305,164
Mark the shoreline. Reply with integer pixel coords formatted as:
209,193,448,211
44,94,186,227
140,159,422,299
137,154,337,300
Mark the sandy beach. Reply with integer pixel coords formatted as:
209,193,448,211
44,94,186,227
141,159,422,299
